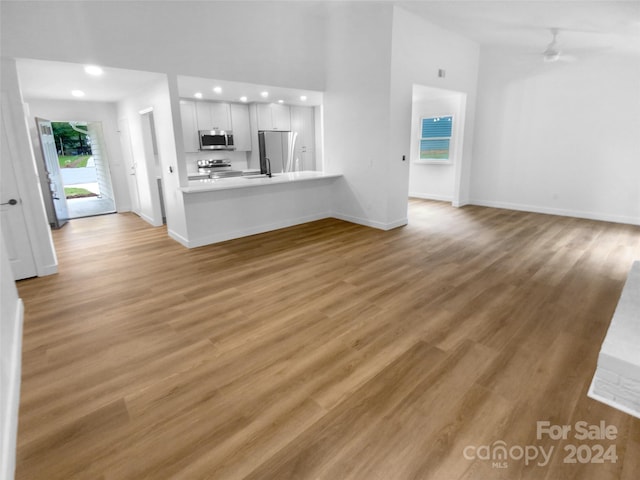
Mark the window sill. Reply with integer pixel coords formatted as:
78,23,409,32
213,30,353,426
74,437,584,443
413,160,453,166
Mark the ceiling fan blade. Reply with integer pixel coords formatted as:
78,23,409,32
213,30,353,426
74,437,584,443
557,54,578,63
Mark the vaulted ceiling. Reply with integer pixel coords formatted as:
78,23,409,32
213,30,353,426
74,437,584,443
399,0,640,56
14,1,640,103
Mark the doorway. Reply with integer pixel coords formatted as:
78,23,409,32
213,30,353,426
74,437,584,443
51,121,117,219
140,109,166,224
408,85,468,206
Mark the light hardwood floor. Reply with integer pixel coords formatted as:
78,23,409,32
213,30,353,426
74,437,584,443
15,199,640,479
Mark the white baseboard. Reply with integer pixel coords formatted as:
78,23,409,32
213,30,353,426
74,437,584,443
167,229,190,248
385,217,409,230
1,299,23,480
470,199,640,226
331,212,407,231
182,212,333,248
36,262,58,277
136,211,163,228
588,378,640,420
409,192,453,203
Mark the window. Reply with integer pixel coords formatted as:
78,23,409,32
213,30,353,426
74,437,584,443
420,116,453,162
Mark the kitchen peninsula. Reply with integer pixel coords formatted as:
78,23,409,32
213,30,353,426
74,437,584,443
173,171,342,248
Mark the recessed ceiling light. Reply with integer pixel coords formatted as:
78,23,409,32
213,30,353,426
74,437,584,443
213,86,222,94
84,65,103,76
194,92,203,99
300,95,307,101
260,91,269,98
278,99,284,104
71,90,85,97
240,96,248,102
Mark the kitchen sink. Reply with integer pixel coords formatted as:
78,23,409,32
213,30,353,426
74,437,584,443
243,174,280,179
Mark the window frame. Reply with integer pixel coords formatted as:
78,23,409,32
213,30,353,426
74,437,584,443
416,115,454,165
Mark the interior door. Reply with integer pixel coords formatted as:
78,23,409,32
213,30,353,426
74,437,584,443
118,117,141,214
36,118,68,227
1,109,37,279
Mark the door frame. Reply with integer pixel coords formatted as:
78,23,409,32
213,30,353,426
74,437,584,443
139,108,164,226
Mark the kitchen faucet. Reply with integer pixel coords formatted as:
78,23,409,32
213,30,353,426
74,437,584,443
265,157,272,177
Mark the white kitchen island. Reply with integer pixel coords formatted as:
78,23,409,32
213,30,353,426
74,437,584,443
174,171,342,248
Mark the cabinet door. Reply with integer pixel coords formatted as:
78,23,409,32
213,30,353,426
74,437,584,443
230,103,251,151
210,102,231,131
256,104,291,131
180,100,199,152
256,104,273,131
271,104,291,131
195,102,231,131
195,102,213,130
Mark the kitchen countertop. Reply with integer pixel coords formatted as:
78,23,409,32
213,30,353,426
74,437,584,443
181,170,342,193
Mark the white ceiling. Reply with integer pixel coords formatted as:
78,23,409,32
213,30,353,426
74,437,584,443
16,58,323,106
399,0,640,56
14,2,640,104
16,59,167,102
177,75,323,106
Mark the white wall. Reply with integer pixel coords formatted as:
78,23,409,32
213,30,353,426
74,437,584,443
181,177,338,247
409,90,465,202
317,5,482,229
471,48,640,225
0,1,326,91
0,234,23,480
23,98,131,212
389,6,480,212
323,2,396,229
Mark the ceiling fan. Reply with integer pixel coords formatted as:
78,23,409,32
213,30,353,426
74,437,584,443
541,28,576,63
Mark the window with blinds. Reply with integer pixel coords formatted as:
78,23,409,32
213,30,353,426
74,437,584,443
420,116,453,162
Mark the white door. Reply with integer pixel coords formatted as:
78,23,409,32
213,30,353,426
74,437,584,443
1,109,37,279
35,118,69,226
118,117,141,214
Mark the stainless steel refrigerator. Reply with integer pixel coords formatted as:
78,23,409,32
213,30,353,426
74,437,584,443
258,131,298,175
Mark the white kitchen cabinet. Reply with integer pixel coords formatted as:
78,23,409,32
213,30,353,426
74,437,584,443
196,101,231,131
290,106,316,170
230,103,251,151
256,103,291,131
271,104,291,131
180,100,199,153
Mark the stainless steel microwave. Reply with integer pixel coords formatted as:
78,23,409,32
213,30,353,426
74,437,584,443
198,130,235,151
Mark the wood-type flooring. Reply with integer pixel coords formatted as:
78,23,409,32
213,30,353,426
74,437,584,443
15,199,640,479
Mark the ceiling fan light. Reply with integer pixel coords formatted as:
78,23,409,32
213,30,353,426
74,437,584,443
543,50,561,62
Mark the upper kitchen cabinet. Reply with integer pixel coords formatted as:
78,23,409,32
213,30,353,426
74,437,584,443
196,101,232,131
229,103,251,152
180,100,199,153
257,103,291,131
